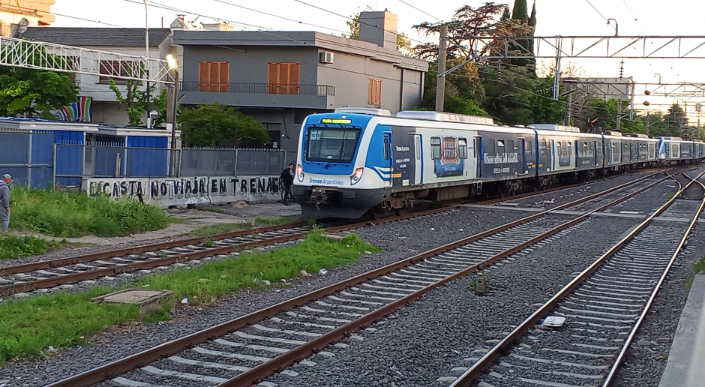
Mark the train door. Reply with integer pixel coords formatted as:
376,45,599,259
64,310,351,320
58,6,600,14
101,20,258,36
474,136,482,178
593,141,599,166
383,133,393,187
520,138,528,174
412,134,423,185
550,139,556,170
391,128,412,187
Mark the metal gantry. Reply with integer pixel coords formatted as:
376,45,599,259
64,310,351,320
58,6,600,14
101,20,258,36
465,35,705,60
0,36,174,83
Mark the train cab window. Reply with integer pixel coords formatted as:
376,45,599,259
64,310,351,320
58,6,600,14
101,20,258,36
431,137,441,160
383,136,390,160
458,138,468,159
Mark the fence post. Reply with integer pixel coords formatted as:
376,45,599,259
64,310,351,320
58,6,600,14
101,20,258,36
234,149,239,176
27,130,33,188
52,143,57,190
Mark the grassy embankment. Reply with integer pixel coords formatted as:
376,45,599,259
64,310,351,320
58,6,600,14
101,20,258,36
0,231,381,363
0,188,175,259
683,254,705,292
188,216,297,237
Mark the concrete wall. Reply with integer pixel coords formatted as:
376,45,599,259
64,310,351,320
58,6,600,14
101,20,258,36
84,175,283,208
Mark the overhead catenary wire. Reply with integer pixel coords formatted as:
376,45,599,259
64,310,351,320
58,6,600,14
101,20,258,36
397,0,441,22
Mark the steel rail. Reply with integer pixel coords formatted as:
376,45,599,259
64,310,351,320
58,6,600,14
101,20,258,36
601,171,705,386
0,172,664,296
45,171,673,387
0,221,309,276
0,207,452,297
447,168,705,387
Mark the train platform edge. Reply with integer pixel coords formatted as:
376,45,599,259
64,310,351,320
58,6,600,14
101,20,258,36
658,273,705,387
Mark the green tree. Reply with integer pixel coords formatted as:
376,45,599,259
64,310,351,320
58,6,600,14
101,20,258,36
417,62,487,116
108,63,158,126
665,103,688,136
0,40,79,118
511,0,529,23
179,103,270,147
501,5,511,21
479,65,536,125
529,77,565,124
151,88,182,128
344,6,412,53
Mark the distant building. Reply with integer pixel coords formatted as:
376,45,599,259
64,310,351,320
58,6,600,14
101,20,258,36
173,10,428,151
0,0,54,36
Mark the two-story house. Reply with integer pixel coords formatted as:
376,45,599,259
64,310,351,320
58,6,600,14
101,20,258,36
173,10,428,151
0,0,54,36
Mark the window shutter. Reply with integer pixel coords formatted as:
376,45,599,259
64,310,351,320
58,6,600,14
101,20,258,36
199,61,210,91
219,62,230,92
268,62,279,94
290,63,301,94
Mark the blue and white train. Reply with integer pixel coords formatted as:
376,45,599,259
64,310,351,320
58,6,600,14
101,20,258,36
293,107,705,218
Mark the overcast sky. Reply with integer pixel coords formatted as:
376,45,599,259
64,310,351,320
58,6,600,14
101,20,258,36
51,0,705,120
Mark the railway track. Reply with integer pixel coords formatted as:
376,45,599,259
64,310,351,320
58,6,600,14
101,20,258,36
0,208,450,298
442,170,705,387
0,171,671,299
43,171,679,387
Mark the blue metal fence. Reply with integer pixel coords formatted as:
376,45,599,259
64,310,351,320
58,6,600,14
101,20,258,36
0,129,55,189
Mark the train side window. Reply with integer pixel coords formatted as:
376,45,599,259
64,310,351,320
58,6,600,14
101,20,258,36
458,138,468,159
526,140,533,156
506,140,514,153
431,137,441,159
485,139,495,156
415,136,421,161
540,139,547,156
497,140,505,147
383,136,390,160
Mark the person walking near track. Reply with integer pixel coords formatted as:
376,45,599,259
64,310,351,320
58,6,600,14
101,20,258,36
280,163,295,204
0,174,11,233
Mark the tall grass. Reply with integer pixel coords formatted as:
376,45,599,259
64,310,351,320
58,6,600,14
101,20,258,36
10,188,170,237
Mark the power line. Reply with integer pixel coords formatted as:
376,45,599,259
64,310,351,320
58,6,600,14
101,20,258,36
210,0,351,37
293,0,427,45
397,0,441,22
620,0,639,21
584,0,608,22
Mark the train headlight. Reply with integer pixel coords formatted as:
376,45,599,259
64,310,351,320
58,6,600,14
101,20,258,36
297,164,304,182
350,167,364,185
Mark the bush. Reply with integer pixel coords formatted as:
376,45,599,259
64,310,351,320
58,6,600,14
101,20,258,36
9,188,170,238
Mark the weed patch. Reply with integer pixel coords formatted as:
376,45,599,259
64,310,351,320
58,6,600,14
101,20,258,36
0,288,138,364
0,231,380,362
141,232,381,304
10,188,170,238
0,235,64,260
254,216,295,226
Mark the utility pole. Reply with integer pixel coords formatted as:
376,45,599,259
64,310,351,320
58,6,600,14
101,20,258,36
552,38,562,100
143,0,151,128
646,111,650,136
435,23,448,112
616,99,622,131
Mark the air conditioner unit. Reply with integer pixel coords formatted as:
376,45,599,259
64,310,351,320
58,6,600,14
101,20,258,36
319,51,334,64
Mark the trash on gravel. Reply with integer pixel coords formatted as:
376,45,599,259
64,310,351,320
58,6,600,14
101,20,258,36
540,316,566,328
181,297,188,304
319,269,328,275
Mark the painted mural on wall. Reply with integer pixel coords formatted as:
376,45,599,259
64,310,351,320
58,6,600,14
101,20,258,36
434,137,465,177
84,175,283,208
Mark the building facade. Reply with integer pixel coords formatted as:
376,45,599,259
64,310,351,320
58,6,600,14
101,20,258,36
0,0,54,36
173,11,428,151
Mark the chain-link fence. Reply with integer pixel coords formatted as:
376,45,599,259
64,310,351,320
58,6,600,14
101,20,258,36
181,148,295,177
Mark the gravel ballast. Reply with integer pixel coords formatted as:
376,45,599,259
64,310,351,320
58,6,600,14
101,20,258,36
610,226,705,386
260,216,644,387
0,207,532,387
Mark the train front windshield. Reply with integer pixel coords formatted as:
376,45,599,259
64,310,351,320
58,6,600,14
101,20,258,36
306,128,360,163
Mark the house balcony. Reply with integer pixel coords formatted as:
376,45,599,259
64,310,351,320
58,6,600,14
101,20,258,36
178,82,336,110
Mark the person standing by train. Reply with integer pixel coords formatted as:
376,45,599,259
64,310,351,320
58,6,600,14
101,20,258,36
0,174,11,233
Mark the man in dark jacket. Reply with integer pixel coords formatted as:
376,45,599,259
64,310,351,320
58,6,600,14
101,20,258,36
280,163,295,190
0,174,11,233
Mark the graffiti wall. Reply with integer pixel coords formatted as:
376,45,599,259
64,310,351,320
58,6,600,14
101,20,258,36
83,175,283,208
